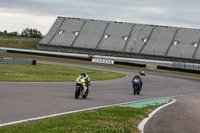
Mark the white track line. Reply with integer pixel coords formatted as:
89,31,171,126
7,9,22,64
172,92,200,98
138,98,176,133
1,92,200,128
0,96,173,128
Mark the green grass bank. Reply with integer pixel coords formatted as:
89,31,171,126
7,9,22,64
0,106,158,133
0,38,38,50
0,63,125,82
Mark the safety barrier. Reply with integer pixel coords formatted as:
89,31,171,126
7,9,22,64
171,62,200,71
157,65,200,74
0,47,147,67
0,49,7,53
115,61,146,67
0,58,36,65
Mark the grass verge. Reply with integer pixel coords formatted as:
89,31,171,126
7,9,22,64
0,63,125,82
1,52,200,79
0,106,158,133
0,38,38,50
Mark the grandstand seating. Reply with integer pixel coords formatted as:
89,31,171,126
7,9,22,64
73,21,107,49
39,16,200,61
40,17,65,44
97,22,132,51
51,18,85,46
167,29,200,59
125,25,153,53
196,48,200,60
142,27,177,56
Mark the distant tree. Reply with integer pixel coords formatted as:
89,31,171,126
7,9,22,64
0,31,3,35
21,28,42,38
8,31,19,36
3,30,8,35
0,28,43,38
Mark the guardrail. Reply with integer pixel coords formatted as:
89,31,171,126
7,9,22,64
0,47,148,67
0,47,172,64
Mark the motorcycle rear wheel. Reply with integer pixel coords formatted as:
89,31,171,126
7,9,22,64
137,90,140,95
137,86,141,95
82,88,89,98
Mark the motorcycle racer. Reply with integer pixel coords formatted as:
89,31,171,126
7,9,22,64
139,70,145,76
132,74,143,90
76,72,90,95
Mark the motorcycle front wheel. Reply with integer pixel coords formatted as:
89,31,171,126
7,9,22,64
133,86,137,95
75,86,81,99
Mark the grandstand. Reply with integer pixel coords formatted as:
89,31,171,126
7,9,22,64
38,16,200,62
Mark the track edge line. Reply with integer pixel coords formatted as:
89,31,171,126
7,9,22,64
138,97,176,133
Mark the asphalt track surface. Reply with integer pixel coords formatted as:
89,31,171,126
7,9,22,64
1,61,200,132
145,94,200,133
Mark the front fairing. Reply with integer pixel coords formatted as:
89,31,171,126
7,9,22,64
133,79,140,85
76,75,85,84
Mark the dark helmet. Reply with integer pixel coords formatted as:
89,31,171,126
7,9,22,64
80,72,86,77
135,74,140,78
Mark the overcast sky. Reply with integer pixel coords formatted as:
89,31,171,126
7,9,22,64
0,0,200,35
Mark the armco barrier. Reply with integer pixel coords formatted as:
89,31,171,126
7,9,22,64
115,61,146,67
2,48,147,67
7,50,91,61
157,65,200,74
0,58,36,65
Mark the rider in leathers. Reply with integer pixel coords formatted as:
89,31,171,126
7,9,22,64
76,72,90,95
132,74,143,90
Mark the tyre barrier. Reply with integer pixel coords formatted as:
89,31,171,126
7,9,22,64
115,61,146,68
